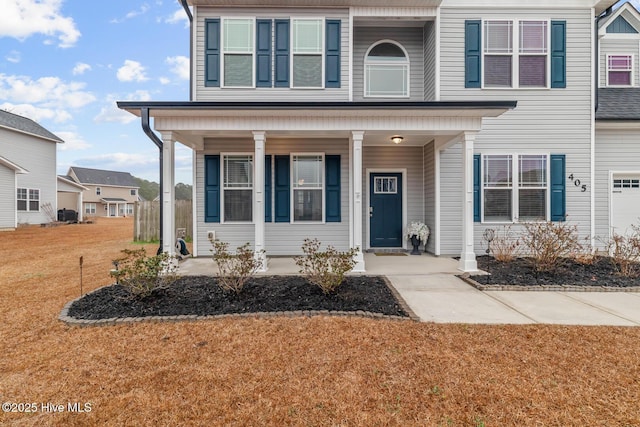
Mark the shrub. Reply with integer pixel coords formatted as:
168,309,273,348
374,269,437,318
294,238,358,294
606,227,640,277
211,240,263,294
110,248,178,299
520,221,582,272
482,226,520,262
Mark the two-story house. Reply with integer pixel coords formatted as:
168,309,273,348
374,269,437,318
119,0,618,272
65,167,140,217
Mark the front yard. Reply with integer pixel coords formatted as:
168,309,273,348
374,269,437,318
1,218,639,426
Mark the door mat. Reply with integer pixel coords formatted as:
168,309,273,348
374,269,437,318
374,253,408,256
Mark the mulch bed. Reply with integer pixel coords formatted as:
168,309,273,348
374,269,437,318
470,255,640,288
68,275,409,320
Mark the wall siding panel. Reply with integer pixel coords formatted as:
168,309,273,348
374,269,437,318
423,21,437,101
423,141,436,252
0,166,15,229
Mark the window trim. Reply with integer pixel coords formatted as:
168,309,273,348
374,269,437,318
290,17,325,89
290,152,325,224
84,202,97,215
482,19,552,89
221,17,256,89
480,153,551,223
17,187,40,212
221,152,254,224
363,39,410,98
95,187,101,195
606,53,634,87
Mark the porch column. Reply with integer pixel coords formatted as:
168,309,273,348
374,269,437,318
253,131,267,272
161,134,176,256
459,131,477,272
351,131,365,272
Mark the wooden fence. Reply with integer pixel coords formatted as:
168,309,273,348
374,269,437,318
134,200,193,242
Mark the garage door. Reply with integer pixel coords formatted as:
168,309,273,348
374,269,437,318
611,175,640,236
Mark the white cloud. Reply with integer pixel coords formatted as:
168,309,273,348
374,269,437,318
6,51,21,63
94,90,152,124
54,131,91,151
165,8,189,27
0,102,71,123
110,3,150,24
72,62,91,75
0,74,95,110
159,77,170,85
165,56,189,80
0,0,80,48
75,152,159,176
117,60,148,82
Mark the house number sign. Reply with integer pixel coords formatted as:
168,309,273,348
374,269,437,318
568,174,587,192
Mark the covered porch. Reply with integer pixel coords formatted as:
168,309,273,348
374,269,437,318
117,101,515,272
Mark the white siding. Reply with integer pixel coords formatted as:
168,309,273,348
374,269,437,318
0,128,57,226
423,141,436,252
194,7,350,101
599,38,640,87
0,165,16,229
439,143,462,255
195,138,350,256
352,26,425,101
423,21,437,101
439,8,594,252
594,129,640,245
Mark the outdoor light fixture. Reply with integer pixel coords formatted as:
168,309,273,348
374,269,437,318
391,136,404,144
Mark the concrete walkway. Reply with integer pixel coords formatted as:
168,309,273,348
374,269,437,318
178,254,640,326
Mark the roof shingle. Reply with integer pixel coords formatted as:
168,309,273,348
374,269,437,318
597,88,640,120
0,110,64,143
70,167,139,187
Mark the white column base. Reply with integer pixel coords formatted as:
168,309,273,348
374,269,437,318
458,252,477,272
256,252,268,273
352,250,366,273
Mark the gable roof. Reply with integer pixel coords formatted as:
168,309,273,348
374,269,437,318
69,167,139,187
0,155,29,174
596,88,640,120
0,110,64,143
599,2,640,34
57,175,89,191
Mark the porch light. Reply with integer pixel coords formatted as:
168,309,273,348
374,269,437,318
391,136,404,144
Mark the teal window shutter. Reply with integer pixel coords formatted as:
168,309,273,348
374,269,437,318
550,154,566,221
256,19,272,87
205,155,220,222
205,19,220,87
325,155,341,222
325,20,341,88
265,155,272,222
274,155,290,222
473,154,481,222
274,19,290,87
551,21,566,89
465,20,482,88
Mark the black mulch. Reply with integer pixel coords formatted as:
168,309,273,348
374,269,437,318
68,276,409,320
471,255,640,288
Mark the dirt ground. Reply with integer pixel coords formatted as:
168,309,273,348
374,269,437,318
1,218,639,426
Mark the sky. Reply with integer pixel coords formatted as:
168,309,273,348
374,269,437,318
0,0,638,185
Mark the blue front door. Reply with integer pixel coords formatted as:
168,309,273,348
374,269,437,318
370,173,403,247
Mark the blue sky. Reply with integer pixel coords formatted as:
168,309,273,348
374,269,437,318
0,0,193,183
0,0,638,185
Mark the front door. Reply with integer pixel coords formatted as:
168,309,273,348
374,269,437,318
370,173,403,247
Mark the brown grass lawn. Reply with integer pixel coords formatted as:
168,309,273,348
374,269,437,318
0,218,639,426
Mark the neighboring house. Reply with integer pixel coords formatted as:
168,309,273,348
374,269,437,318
118,0,623,273
0,110,63,229
57,175,89,222
66,167,139,217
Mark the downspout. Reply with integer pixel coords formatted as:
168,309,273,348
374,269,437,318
141,107,164,255
595,6,614,112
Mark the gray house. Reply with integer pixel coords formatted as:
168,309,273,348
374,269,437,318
0,110,63,229
119,0,624,272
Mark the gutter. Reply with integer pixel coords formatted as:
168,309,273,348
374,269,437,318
595,5,614,111
141,107,165,255
180,0,194,101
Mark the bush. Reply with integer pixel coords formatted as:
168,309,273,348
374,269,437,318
520,221,582,272
482,226,520,262
211,240,263,294
606,227,640,277
110,248,178,299
294,238,358,294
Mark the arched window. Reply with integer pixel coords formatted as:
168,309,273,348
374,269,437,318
364,41,409,97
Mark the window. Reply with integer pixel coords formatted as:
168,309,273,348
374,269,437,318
17,188,27,211
126,204,134,215
292,154,323,221
483,154,548,222
17,188,40,212
365,41,409,97
613,178,640,189
483,20,548,88
222,18,254,87
130,189,137,196
607,55,633,86
96,187,101,195
84,203,96,215
292,18,323,88
223,154,253,222
374,177,398,194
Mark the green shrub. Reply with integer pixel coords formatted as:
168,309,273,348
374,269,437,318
211,240,264,294
521,221,582,272
294,238,358,294
110,248,178,299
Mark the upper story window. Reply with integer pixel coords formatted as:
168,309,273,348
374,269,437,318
484,20,548,88
607,54,633,86
292,19,324,88
364,41,409,97
130,189,137,196
96,187,101,195
222,18,255,88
